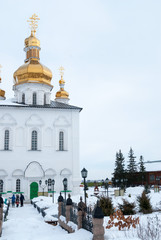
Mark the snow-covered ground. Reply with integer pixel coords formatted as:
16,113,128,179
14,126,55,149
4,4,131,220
1,186,161,240
1,205,92,240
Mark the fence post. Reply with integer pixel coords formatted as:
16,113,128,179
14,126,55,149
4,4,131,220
92,202,104,240
66,194,73,223
77,210,83,229
58,202,63,217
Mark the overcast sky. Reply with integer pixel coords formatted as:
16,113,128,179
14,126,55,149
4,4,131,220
0,0,161,180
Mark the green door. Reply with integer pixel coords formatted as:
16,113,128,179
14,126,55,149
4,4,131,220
30,182,38,199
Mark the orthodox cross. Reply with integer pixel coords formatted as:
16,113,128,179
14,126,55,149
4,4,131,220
59,66,65,78
27,14,40,36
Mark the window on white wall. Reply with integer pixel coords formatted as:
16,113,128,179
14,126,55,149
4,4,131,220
22,93,25,104
48,178,51,191
4,130,9,150
16,179,20,192
31,130,38,150
0,180,3,193
59,131,64,151
33,93,37,105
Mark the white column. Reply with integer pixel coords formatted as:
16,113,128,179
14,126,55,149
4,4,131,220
45,92,51,104
37,90,44,105
25,90,32,105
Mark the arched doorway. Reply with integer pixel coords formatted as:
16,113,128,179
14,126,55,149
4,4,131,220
30,182,38,199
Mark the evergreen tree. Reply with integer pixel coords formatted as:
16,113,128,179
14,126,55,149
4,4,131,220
113,150,125,186
127,148,137,186
139,155,146,172
139,155,146,185
127,148,137,173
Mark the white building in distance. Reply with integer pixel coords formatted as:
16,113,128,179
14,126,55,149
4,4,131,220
0,15,82,200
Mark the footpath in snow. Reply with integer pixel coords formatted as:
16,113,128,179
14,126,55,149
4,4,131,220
1,204,92,240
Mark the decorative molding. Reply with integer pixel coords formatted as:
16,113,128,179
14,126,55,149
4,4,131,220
54,116,70,127
26,114,44,126
45,168,57,177
0,169,8,177
12,169,24,177
60,168,72,176
0,114,17,126
24,161,44,178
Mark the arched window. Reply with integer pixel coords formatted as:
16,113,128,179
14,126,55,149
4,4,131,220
44,94,46,105
16,179,20,192
59,131,64,151
0,180,3,193
33,93,37,105
22,93,25,104
31,130,38,150
4,130,9,150
48,178,51,191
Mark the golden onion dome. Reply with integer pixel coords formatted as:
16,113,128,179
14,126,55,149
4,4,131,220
25,33,40,48
55,89,69,99
13,60,52,86
55,69,69,99
0,89,5,98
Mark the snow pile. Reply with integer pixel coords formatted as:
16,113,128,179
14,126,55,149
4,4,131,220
60,215,66,223
44,215,58,222
67,221,78,231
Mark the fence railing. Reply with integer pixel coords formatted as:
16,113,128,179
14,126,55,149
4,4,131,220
70,202,78,225
4,202,10,221
82,206,93,233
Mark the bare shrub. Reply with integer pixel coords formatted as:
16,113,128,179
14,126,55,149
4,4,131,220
137,215,161,240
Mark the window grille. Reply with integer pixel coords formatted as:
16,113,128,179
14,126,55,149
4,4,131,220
33,93,37,105
22,93,25,104
0,180,3,193
44,94,46,105
150,174,155,182
4,130,9,150
31,130,38,150
16,179,20,192
59,131,64,151
48,178,51,191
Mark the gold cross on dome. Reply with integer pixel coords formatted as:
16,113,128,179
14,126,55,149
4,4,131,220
59,66,65,78
27,14,40,36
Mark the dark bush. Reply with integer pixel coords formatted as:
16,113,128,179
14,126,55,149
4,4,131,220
137,191,152,214
118,199,135,215
99,196,114,216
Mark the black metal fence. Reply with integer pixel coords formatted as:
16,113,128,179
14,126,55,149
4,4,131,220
82,206,93,233
70,202,78,225
61,202,66,217
4,202,10,221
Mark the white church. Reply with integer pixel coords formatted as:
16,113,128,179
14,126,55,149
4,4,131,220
0,15,82,200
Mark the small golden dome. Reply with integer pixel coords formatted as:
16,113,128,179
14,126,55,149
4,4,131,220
13,60,52,86
0,89,5,98
55,68,69,100
25,32,40,48
56,89,69,99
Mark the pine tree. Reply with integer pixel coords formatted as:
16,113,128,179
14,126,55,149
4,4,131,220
139,155,146,172
113,150,125,186
127,148,137,173
127,148,137,186
139,155,146,185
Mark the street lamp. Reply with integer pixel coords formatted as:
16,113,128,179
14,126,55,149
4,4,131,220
63,178,68,201
81,167,88,205
51,179,55,203
104,178,109,197
39,180,48,196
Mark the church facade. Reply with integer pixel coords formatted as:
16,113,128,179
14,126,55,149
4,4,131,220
0,15,82,200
